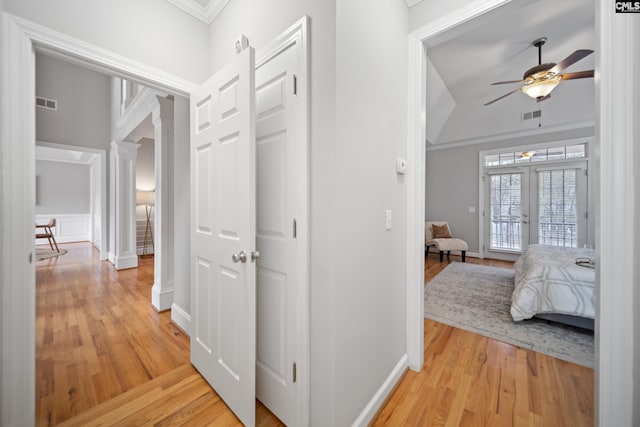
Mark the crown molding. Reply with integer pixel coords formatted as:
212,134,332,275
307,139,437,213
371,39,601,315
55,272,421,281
166,0,231,24
404,0,424,7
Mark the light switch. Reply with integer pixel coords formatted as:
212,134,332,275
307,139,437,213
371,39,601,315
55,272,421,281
396,158,408,174
468,207,476,213
385,210,392,230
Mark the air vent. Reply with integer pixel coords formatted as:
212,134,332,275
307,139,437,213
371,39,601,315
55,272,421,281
522,109,542,121
36,96,57,111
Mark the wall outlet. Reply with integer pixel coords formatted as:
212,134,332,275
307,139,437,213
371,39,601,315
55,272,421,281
385,210,392,230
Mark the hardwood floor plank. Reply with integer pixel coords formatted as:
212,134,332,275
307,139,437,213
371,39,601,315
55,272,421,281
372,255,594,426
38,244,593,426
37,243,281,426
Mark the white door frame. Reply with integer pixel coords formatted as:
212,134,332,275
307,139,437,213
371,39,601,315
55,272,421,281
0,12,196,426
0,12,311,427
36,140,108,260
406,1,638,425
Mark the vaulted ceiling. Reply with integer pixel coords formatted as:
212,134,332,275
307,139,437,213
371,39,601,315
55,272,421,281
425,0,595,145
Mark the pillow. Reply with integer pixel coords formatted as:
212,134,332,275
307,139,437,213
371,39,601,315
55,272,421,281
432,223,451,239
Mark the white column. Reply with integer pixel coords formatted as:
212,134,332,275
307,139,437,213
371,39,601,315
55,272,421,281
151,96,175,311
110,140,140,270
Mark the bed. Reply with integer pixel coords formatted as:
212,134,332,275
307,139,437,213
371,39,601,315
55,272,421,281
511,244,596,330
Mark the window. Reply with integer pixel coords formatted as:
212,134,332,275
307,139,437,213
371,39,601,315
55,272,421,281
537,168,579,248
480,139,590,260
484,142,587,166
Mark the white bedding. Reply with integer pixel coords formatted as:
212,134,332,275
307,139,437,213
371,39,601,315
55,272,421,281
511,244,596,322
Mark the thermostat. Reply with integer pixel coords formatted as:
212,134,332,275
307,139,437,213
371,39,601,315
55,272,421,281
396,158,408,174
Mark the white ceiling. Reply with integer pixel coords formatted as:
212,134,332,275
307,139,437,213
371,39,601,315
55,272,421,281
427,0,595,106
166,0,423,23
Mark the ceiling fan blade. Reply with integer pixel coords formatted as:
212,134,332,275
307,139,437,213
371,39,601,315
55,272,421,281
484,87,522,106
559,69,595,80
491,79,524,85
548,49,594,75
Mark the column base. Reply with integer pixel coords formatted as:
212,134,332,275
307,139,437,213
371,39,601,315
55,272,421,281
151,283,174,311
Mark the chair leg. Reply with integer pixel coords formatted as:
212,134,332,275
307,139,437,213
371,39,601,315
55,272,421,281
462,251,466,262
447,250,451,259
439,251,444,262
425,246,430,257
48,226,60,252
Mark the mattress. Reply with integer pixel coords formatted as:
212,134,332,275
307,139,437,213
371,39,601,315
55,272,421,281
511,244,596,322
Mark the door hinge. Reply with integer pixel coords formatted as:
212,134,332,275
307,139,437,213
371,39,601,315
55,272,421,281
293,362,297,383
293,219,297,238
293,74,297,95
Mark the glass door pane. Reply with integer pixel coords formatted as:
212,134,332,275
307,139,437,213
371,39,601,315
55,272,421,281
487,171,529,254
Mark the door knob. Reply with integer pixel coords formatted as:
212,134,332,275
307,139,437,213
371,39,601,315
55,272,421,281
251,250,260,262
232,251,247,263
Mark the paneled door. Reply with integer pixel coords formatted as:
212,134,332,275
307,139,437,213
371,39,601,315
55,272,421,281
255,40,299,425
190,48,257,427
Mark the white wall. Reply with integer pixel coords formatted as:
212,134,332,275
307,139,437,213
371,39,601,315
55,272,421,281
4,0,209,83
409,0,470,31
36,160,90,214
334,0,408,424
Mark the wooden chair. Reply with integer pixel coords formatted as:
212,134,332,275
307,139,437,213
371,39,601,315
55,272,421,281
36,218,60,253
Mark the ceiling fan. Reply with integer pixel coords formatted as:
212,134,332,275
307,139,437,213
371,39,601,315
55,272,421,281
484,37,594,106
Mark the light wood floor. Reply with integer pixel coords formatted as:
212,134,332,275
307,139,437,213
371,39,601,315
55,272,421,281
36,242,282,426
374,253,594,426
37,244,593,426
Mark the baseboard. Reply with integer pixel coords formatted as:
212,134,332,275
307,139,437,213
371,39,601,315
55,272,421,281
114,254,138,270
351,353,409,427
152,283,174,312
171,303,191,336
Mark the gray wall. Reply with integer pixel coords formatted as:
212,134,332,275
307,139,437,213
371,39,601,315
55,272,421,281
425,127,594,253
36,160,90,214
36,54,111,149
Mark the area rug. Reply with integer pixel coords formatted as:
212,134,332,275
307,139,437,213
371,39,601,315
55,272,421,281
35,247,68,261
424,262,594,368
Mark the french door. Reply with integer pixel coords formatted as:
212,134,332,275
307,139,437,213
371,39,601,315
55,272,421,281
484,161,587,260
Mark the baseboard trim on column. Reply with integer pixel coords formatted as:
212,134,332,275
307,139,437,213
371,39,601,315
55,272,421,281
114,254,138,270
151,283,174,312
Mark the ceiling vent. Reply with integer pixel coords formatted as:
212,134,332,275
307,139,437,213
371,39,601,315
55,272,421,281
36,96,57,111
522,109,542,121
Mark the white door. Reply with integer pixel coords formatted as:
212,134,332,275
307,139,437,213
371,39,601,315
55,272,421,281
255,42,299,424
190,47,257,427
485,169,530,260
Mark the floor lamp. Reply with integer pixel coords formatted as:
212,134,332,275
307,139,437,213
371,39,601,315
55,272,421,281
136,190,155,258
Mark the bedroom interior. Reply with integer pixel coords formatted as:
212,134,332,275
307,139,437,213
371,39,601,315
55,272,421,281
423,0,595,362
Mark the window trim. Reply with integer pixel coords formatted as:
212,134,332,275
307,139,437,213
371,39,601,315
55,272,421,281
478,137,592,259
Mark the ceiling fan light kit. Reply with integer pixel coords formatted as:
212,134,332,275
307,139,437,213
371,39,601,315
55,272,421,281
521,77,560,99
484,37,594,106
